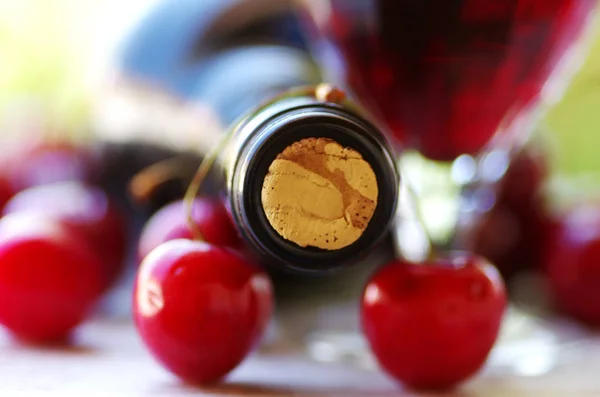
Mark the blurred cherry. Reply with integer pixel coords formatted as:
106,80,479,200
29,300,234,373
1,140,98,192
133,239,273,383
471,203,551,281
0,176,16,211
138,198,242,261
3,182,127,290
470,146,550,281
362,253,506,390
500,145,548,206
544,205,600,326
0,213,105,342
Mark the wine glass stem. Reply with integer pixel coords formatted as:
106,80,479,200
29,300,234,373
393,158,433,262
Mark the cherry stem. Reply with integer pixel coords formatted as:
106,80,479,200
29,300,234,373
183,134,232,242
129,157,197,205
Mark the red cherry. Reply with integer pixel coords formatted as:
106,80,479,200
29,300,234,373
138,198,241,261
0,213,105,342
544,205,600,326
133,239,273,384
1,140,98,191
3,182,127,289
362,254,506,390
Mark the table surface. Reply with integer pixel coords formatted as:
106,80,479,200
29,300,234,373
2,312,600,397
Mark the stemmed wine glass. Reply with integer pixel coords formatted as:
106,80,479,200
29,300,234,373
298,0,599,378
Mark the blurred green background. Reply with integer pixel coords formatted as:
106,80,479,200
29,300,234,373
0,0,599,177
0,0,150,131
546,15,600,177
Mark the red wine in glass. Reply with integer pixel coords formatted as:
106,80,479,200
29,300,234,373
318,0,595,161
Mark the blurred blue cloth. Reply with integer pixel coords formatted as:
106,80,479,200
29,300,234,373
119,0,308,99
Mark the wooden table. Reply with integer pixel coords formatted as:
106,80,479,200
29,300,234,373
2,309,600,397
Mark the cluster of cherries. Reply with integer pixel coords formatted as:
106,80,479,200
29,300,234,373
134,193,506,390
0,138,599,392
0,139,127,341
123,142,600,390
474,146,600,328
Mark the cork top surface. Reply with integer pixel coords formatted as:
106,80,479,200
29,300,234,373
261,137,378,250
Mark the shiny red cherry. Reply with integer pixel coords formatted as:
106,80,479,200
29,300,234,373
544,205,600,326
137,198,241,261
0,213,105,342
362,254,506,391
133,239,273,384
3,182,127,289
2,140,98,191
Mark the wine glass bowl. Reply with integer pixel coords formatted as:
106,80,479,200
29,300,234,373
306,0,597,161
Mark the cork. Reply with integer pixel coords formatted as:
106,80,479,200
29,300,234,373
261,137,378,250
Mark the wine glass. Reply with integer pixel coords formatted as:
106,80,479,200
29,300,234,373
304,0,597,245
298,0,599,378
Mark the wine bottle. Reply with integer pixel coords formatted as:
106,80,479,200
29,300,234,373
220,85,398,273
96,0,319,208
108,0,399,274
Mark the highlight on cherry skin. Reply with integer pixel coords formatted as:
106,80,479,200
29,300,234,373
133,239,274,384
361,253,507,391
0,212,106,343
137,198,242,262
3,181,127,291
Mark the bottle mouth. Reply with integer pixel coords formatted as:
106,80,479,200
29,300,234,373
230,103,398,274
261,136,379,251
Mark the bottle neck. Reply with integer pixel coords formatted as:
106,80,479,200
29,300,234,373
226,92,399,274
